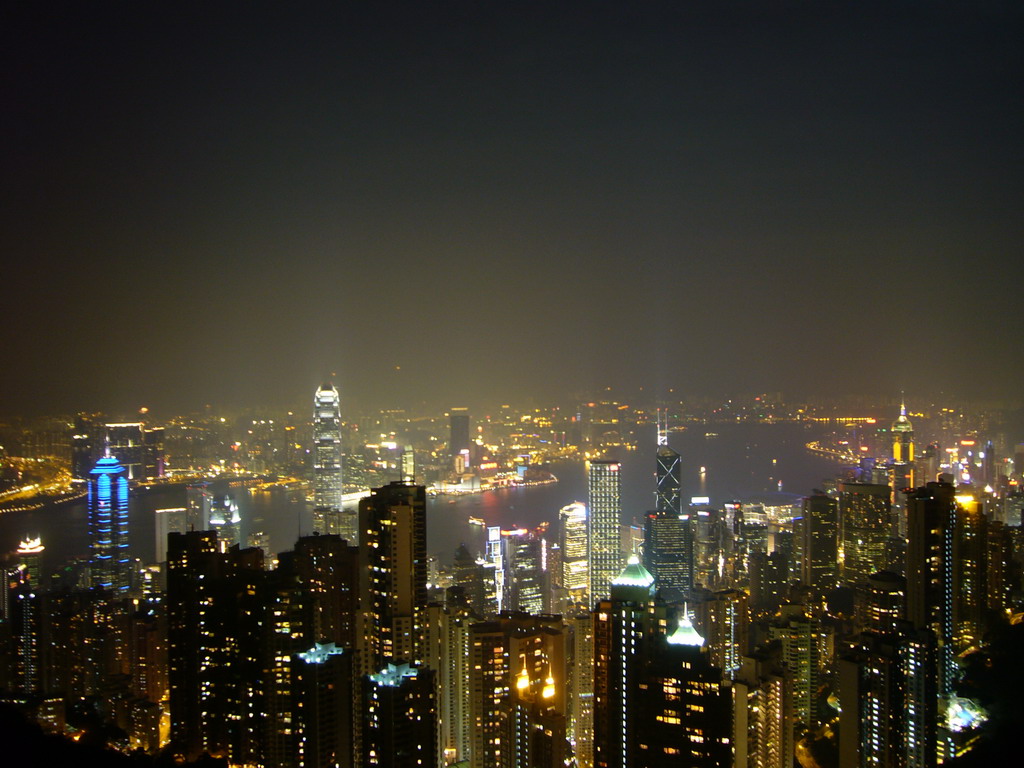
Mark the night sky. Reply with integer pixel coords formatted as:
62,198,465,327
4,2,1022,416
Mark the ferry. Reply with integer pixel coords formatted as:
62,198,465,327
468,516,486,526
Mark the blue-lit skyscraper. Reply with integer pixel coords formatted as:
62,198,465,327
88,453,131,594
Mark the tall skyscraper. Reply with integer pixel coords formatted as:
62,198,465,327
654,410,681,514
642,510,693,599
588,459,623,604
449,407,471,465
593,555,657,768
800,491,838,590
313,383,349,539
560,502,590,607
634,611,732,768
839,481,891,587
732,645,794,768
88,453,131,594
359,482,428,669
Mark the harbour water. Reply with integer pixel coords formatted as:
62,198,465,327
0,421,843,578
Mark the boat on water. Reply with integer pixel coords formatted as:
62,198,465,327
468,516,486,526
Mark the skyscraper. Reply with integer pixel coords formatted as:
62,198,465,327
359,482,428,669
449,407,471,466
800,491,838,590
839,481,891,587
588,459,623,604
634,611,732,768
642,510,692,599
654,410,681,514
560,502,590,607
313,383,348,539
593,555,657,768
88,453,131,594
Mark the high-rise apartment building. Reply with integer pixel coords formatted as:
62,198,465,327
88,453,131,594
588,459,623,604
359,482,428,669
593,556,657,768
732,645,794,768
634,612,731,768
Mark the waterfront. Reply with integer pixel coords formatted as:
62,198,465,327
0,421,843,577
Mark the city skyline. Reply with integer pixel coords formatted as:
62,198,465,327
3,3,1022,417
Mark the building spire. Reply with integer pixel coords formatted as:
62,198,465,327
656,408,668,446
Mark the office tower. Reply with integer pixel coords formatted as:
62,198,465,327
691,500,723,589
208,493,241,551
104,422,163,480
634,611,732,768
695,588,750,677
568,614,595,768
593,555,657,768
400,445,415,482
186,483,212,531
837,626,937,768
505,530,544,614
800,491,838,590
166,530,266,762
449,407,471,463
891,399,915,490
362,663,436,768
654,410,681,514
561,505,593,614
643,509,693,599
425,604,474,765
155,508,188,563
359,482,427,669
293,643,354,768
468,613,567,768
588,459,623,604
313,383,348,539
71,413,100,479
766,604,831,730
88,453,131,594
839,481,891,587
732,645,794,768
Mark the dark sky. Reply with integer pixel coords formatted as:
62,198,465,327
3,1,1022,416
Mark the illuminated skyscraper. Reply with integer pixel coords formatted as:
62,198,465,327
634,611,731,768
359,482,428,669
642,510,692,599
88,453,131,594
559,502,589,607
839,481,891,587
593,555,657,768
654,410,681,514
891,399,915,491
800,491,838,590
588,459,623,603
313,383,349,539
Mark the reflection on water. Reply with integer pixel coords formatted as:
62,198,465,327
0,422,841,576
